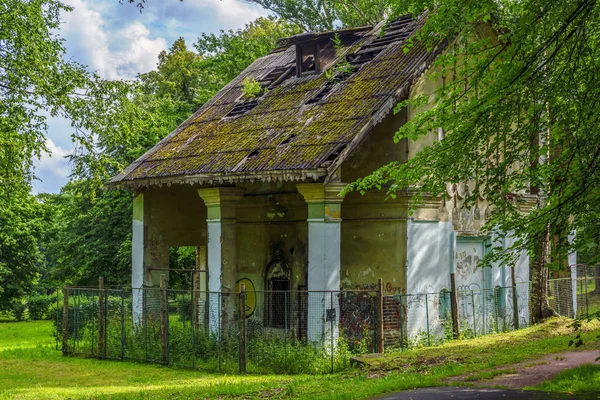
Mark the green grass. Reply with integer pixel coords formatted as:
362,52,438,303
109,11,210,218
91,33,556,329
1,318,600,399
530,363,600,394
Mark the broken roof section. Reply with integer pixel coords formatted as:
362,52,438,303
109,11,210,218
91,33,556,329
110,12,447,189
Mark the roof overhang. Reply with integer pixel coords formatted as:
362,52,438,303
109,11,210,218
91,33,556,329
107,168,328,190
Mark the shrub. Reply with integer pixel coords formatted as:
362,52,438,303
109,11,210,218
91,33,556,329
12,302,26,321
27,295,54,320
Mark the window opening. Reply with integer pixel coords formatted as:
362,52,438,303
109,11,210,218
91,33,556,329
296,42,320,76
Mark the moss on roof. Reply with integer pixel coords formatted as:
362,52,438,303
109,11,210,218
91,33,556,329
111,13,445,186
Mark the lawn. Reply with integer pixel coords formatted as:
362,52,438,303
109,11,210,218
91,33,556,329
1,317,599,399
532,363,600,394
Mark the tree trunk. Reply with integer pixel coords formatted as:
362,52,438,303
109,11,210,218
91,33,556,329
531,225,558,323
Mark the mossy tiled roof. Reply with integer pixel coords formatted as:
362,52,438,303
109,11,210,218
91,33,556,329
111,13,446,187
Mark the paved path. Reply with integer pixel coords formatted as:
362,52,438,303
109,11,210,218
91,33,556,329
450,350,600,389
374,351,600,399
373,387,597,400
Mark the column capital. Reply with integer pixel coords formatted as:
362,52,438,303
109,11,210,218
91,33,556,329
297,183,346,204
297,183,346,221
197,187,245,206
198,187,245,220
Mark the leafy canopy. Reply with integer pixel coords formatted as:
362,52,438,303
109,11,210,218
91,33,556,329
347,0,600,268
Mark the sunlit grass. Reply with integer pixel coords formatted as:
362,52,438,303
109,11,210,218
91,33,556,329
1,318,600,399
529,363,600,394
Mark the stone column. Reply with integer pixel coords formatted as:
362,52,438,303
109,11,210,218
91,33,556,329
197,187,245,335
132,193,144,324
297,183,345,345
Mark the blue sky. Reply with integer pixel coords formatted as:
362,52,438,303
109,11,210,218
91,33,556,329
32,0,268,194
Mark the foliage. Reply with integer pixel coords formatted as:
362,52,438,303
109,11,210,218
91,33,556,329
193,16,301,103
26,295,55,321
11,303,26,322
241,77,264,100
0,185,54,312
0,0,137,190
345,0,600,321
242,0,404,31
44,183,133,286
325,34,356,81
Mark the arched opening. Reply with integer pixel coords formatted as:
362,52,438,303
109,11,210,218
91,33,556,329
265,259,290,328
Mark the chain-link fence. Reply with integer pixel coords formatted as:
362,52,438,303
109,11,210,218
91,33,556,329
382,274,598,351
57,285,380,374
56,270,600,373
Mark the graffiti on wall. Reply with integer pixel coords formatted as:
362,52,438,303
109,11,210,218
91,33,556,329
236,278,256,317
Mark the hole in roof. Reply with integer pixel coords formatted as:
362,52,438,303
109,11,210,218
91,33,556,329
279,134,296,146
306,14,416,106
223,64,295,119
320,144,347,167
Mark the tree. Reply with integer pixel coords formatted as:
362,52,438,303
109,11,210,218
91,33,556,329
347,0,600,322
44,17,300,287
0,0,136,190
0,184,53,311
240,0,401,31
193,16,301,102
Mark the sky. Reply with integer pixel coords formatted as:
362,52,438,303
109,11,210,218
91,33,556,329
32,0,268,194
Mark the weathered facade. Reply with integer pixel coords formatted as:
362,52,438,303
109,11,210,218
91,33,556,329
111,13,532,342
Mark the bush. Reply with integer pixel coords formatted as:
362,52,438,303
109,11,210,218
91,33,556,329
12,302,26,321
27,295,55,320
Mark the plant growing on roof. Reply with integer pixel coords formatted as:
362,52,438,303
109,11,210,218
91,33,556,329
241,77,265,100
325,33,356,82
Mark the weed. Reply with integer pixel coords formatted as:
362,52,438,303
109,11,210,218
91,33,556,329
241,77,264,100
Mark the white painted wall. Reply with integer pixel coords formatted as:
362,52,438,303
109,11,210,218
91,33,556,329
406,220,454,341
132,194,144,324
207,220,222,335
307,219,341,346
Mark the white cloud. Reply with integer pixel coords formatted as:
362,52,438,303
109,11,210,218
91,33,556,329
61,0,167,79
31,139,73,194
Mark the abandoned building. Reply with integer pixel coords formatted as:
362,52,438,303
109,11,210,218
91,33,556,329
109,13,538,343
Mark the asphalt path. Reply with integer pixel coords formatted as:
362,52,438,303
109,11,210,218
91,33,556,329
372,387,599,399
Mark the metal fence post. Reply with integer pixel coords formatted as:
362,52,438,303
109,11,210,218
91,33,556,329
377,278,384,353
450,273,460,339
218,292,222,372
239,283,246,373
584,266,589,317
98,278,105,358
121,289,125,360
284,291,288,372
160,274,169,365
483,290,487,334
471,290,476,336
191,291,195,369
555,280,560,316
330,291,334,373
399,294,404,352
62,288,69,356
425,293,431,346
143,289,148,361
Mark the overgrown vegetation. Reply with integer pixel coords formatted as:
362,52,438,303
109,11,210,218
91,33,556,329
1,318,599,399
